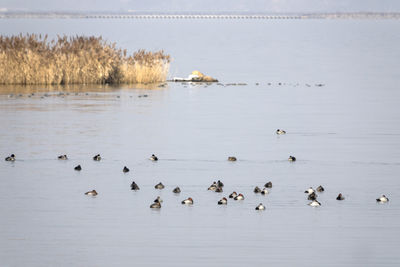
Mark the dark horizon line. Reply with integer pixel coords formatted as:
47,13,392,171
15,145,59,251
2,11,400,15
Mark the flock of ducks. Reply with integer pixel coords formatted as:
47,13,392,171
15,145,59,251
4,129,390,209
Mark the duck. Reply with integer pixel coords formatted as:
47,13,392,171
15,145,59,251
228,156,237,161
316,185,325,192
85,190,98,196
234,193,245,200
336,193,345,200
74,165,82,171
154,196,163,203
255,203,265,210
308,200,321,207
304,187,314,194
172,186,181,193
217,180,224,187
131,181,140,190
218,197,228,205
123,166,130,173
181,197,194,205
150,154,158,161
376,195,389,203
154,182,165,189
254,186,261,193
308,192,317,200
215,187,223,192
58,154,68,160
276,129,286,135
93,154,101,161
261,188,269,195
288,155,296,162
264,181,272,188
208,182,217,191
150,202,161,209
5,154,15,161
229,191,237,198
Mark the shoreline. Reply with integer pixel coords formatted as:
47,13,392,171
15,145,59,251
1,12,400,20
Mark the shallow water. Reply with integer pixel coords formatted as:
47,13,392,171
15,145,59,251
1,19,400,266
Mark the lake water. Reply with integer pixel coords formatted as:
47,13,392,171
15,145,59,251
1,18,400,266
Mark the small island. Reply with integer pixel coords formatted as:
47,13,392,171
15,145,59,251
0,34,171,85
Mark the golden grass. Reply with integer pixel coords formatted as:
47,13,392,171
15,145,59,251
0,34,170,85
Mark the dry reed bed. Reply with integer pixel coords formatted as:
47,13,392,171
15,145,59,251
0,34,170,85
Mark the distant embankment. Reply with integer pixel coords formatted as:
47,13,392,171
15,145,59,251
86,14,302,19
85,13,400,19
0,34,170,85
1,12,400,20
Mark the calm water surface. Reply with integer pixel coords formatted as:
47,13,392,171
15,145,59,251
1,19,400,266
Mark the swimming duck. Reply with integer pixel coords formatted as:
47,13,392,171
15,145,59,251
93,154,101,161
150,154,158,161
229,191,237,198
131,181,140,190
376,195,389,203
316,185,325,192
217,180,224,187
208,182,217,191
58,154,68,160
308,192,317,200
276,129,286,135
208,185,217,191
308,200,321,207
336,193,345,200
261,188,269,195
154,196,163,203
264,181,272,188
181,197,194,205
288,156,296,162
173,186,181,193
255,203,265,210
155,182,165,189
254,186,261,193
228,157,237,161
150,202,161,209
85,190,98,196
215,187,223,193
305,187,314,194
218,197,228,205
5,154,15,161
234,193,245,200
123,166,130,173
74,165,82,171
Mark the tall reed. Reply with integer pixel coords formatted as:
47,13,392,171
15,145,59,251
0,34,170,85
